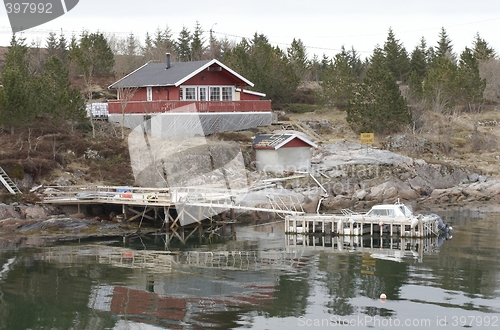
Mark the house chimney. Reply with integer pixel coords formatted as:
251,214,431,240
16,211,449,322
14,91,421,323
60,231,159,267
166,53,171,69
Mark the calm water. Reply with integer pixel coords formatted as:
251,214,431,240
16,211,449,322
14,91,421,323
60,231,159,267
1,208,499,329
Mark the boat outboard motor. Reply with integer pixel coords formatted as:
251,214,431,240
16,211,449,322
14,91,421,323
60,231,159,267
432,214,452,233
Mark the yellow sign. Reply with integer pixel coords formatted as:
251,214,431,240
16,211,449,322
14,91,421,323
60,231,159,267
360,133,374,145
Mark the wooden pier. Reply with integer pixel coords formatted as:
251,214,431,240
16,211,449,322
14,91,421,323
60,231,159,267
285,212,440,238
41,185,304,231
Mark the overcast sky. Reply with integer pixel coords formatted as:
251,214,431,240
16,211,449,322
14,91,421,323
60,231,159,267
1,0,499,59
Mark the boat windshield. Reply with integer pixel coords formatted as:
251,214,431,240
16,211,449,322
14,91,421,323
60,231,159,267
367,208,396,217
399,205,413,216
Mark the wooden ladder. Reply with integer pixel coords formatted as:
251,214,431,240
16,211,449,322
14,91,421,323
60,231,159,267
0,166,22,194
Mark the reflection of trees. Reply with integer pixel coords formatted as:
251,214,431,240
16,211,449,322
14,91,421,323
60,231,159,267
421,214,500,299
318,253,407,317
269,272,311,317
0,250,128,329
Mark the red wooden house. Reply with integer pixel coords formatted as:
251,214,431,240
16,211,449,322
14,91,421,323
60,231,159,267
107,54,271,115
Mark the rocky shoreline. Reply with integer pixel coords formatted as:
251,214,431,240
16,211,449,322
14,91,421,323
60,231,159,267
310,141,500,210
1,141,499,240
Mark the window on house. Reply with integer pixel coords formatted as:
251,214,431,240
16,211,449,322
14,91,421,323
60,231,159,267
146,87,152,102
199,87,207,101
184,87,196,100
210,87,220,101
222,87,233,101
180,86,197,100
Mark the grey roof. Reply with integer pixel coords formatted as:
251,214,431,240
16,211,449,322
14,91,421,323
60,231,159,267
108,59,254,89
252,134,318,150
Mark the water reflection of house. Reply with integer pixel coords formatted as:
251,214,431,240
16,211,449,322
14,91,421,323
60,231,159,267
89,274,275,329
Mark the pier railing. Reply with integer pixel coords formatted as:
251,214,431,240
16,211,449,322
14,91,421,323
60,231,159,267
42,185,172,205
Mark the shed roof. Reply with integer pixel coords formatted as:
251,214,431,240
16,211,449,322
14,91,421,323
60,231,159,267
252,134,318,150
109,59,254,89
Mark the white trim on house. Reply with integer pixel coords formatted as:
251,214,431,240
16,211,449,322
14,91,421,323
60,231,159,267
235,88,266,98
107,61,150,89
180,85,235,101
174,59,254,87
146,87,153,101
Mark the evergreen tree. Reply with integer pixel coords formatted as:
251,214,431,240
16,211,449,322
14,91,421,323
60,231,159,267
0,35,35,132
383,28,410,82
287,38,309,82
346,47,410,134
410,37,429,81
177,26,192,62
46,32,59,58
320,48,358,108
191,21,205,61
223,34,299,105
458,47,486,111
146,27,177,62
58,31,68,63
434,27,455,61
308,54,321,82
407,70,424,100
423,56,460,113
346,46,364,78
142,32,154,60
69,31,115,77
472,32,496,61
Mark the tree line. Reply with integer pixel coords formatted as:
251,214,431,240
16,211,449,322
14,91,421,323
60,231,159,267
0,22,499,136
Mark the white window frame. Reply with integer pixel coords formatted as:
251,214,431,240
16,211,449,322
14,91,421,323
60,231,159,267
146,87,152,102
209,86,220,101
199,86,207,101
180,86,197,100
179,85,234,101
221,87,234,101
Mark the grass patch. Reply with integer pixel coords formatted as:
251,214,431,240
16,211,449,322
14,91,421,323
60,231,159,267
285,103,318,114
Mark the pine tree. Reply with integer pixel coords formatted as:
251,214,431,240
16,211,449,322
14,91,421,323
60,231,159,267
458,47,486,111
287,38,309,82
423,56,460,113
46,32,59,58
472,32,496,61
58,32,68,63
435,27,455,61
383,28,410,82
0,35,35,133
142,32,154,60
177,26,192,62
410,37,429,81
191,21,205,61
346,47,411,134
320,49,357,109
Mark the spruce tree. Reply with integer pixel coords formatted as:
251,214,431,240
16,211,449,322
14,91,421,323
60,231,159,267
0,35,35,133
410,37,429,81
458,47,486,111
320,49,357,109
472,33,496,61
191,21,205,61
435,27,455,61
177,26,192,62
383,28,410,82
423,56,460,113
346,48,410,134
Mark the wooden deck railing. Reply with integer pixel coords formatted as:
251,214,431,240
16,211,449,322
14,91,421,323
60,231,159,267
107,100,272,114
